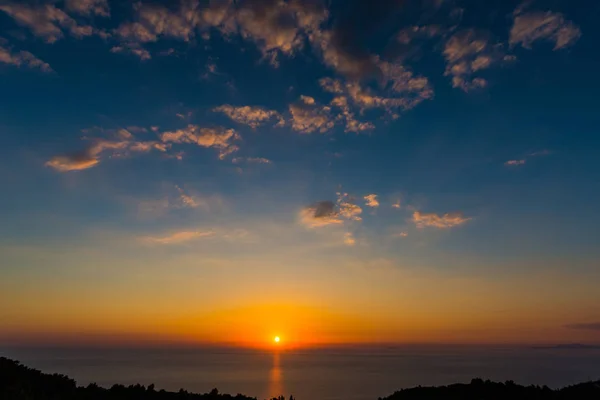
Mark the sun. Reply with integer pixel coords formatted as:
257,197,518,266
274,336,281,343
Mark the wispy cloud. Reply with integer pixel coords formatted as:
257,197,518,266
505,149,552,167
337,192,363,221
364,194,379,208
289,95,335,134
505,159,526,166
46,128,168,172
232,157,272,165
392,200,401,209
0,2,100,43
160,125,240,160
412,211,470,229
64,0,109,17
0,44,52,73
443,29,499,91
111,44,151,61
510,6,581,50
298,201,343,228
213,105,284,128
142,230,215,245
343,232,356,246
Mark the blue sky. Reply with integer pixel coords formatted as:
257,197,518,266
1,0,600,346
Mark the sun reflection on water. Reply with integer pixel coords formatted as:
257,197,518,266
268,351,284,399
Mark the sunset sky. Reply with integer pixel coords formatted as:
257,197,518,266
1,0,599,348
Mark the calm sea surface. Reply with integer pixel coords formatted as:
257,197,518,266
2,346,600,400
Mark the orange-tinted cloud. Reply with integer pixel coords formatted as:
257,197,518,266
298,200,343,228
160,125,240,160
412,211,470,229
364,194,379,208
213,105,284,128
142,230,215,245
0,44,52,73
289,95,335,134
510,8,581,50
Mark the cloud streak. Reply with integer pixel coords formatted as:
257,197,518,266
143,230,215,245
510,8,581,50
412,211,470,229
0,44,52,73
213,105,284,128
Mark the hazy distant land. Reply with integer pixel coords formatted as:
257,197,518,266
2,357,600,400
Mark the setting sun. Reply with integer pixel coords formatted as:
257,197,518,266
274,336,280,343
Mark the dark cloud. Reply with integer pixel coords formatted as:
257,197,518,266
312,200,337,218
323,0,405,80
565,322,600,331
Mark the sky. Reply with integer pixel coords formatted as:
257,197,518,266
1,0,599,349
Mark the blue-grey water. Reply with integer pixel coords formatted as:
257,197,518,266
2,346,600,400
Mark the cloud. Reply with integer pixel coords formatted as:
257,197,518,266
143,230,215,245
46,128,169,172
505,159,526,166
298,200,343,228
510,9,581,50
412,211,470,229
232,157,272,164
393,232,408,238
233,0,328,66
343,232,356,246
443,29,499,91
564,322,600,331
319,61,433,125
289,95,335,134
64,0,109,17
337,192,363,221
392,200,401,209
395,24,442,45
0,3,96,43
327,93,375,133
160,125,240,160
505,149,552,167
364,194,379,208
213,105,284,128
0,44,52,73
45,153,100,172
110,44,151,61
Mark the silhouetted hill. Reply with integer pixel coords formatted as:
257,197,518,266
0,357,258,400
3,356,600,400
378,378,600,400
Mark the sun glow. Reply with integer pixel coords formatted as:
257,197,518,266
274,336,280,343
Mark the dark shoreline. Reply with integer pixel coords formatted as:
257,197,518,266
2,356,599,400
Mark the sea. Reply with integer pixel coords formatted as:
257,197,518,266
2,345,600,400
